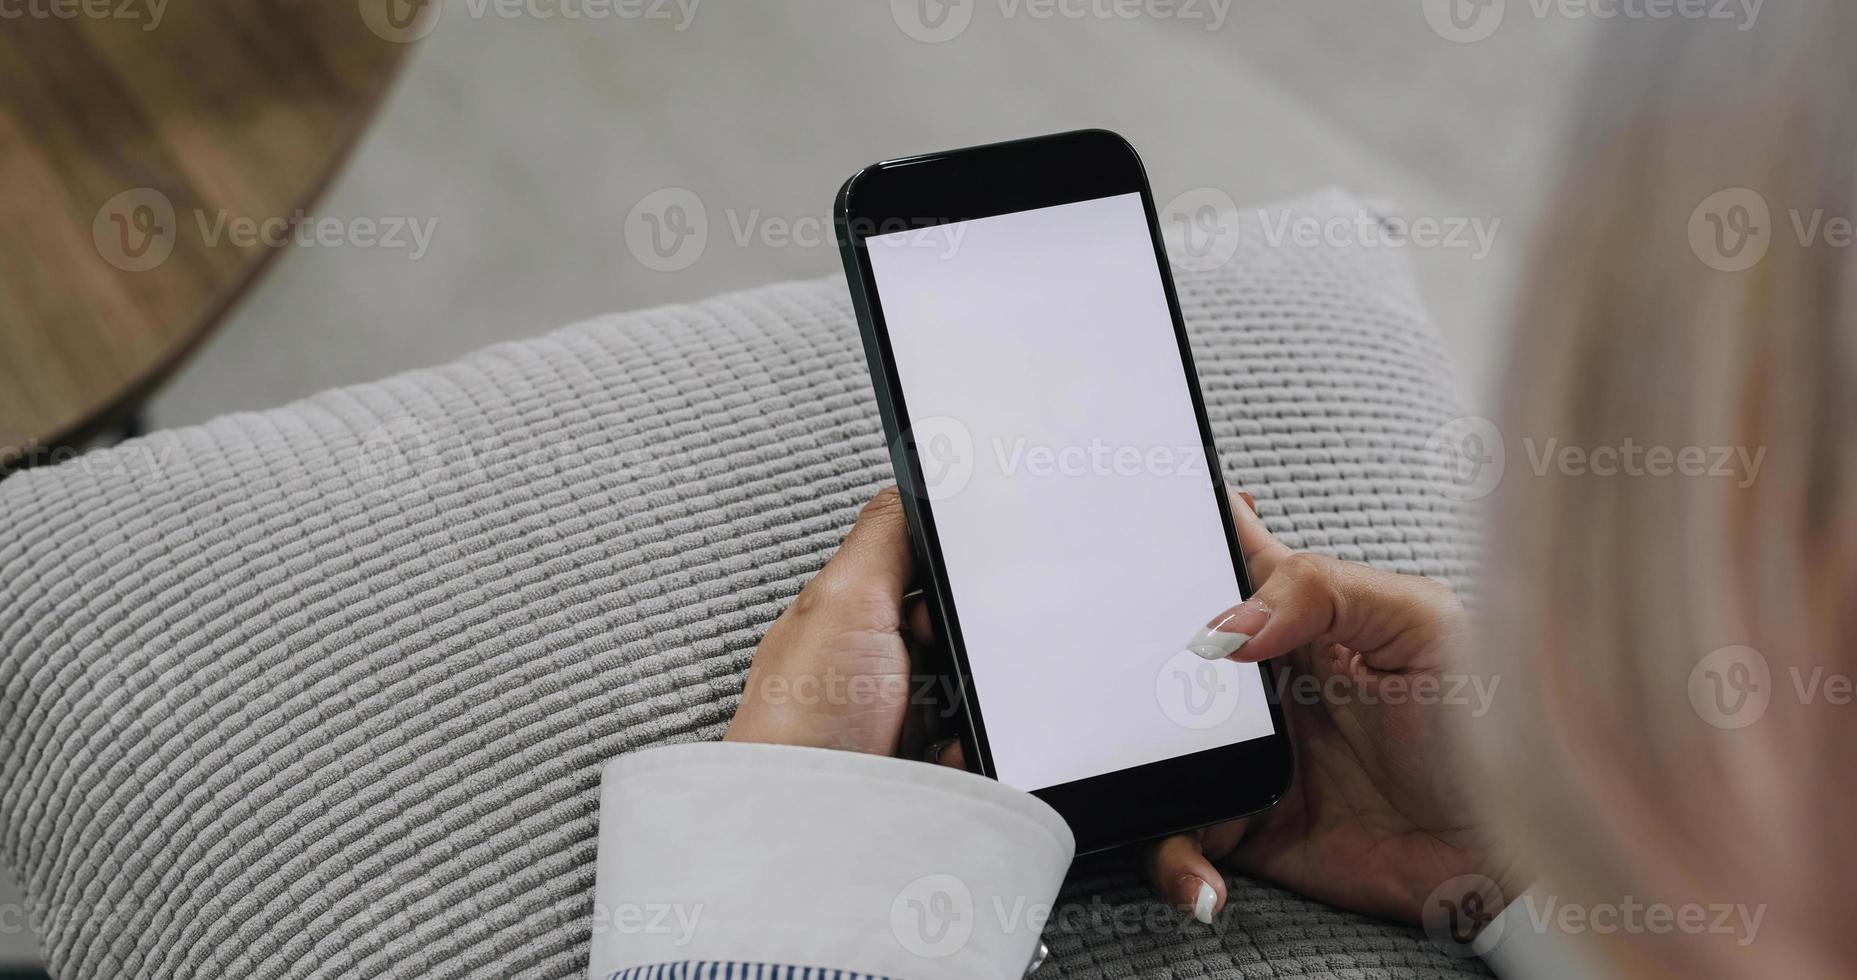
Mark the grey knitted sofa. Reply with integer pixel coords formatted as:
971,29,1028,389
0,190,1484,979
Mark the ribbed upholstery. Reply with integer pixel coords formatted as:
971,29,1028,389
0,190,1485,978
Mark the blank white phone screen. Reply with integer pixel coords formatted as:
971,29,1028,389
865,192,1275,792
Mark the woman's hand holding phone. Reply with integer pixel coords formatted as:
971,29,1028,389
724,486,944,758
1149,492,1506,925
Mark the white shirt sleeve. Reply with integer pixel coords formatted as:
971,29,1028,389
1475,887,1605,979
585,741,1076,980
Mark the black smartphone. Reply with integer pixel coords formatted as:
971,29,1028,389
835,129,1291,853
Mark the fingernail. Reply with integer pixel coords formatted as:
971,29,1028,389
1193,879,1217,924
924,738,957,764
1186,599,1269,660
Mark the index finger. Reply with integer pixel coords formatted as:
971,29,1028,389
1229,486,1294,584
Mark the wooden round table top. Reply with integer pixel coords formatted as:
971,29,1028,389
0,0,424,465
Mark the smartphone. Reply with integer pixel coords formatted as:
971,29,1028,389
834,129,1292,853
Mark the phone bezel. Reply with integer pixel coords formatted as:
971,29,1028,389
834,129,1292,854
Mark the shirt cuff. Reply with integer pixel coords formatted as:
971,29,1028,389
586,741,1076,980
1475,887,1602,979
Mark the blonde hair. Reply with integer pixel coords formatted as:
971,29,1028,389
1478,5,1857,975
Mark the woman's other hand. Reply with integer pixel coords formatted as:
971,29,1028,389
1151,491,1508,925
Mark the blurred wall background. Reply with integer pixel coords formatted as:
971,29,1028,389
144,0,1591,434
4,0,1592,969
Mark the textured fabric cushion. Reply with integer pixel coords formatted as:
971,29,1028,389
0,189,1484,979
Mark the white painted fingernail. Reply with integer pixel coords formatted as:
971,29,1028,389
1194,880,1217,924
1187,628,1250,660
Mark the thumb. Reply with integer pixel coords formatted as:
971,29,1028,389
805,486,916,618
1144,821,1247,924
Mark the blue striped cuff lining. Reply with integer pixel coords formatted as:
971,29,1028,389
604,965,892,980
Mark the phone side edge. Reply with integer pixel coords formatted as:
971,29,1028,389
834,178,995,780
